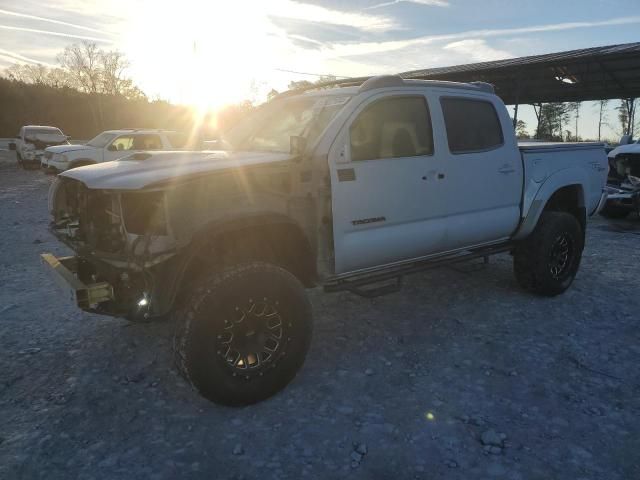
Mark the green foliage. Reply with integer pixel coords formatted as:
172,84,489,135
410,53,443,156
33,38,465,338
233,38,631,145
515,119,529,139
534,102,572,140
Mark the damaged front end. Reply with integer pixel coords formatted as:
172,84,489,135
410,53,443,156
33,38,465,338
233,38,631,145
603,154,640,217
44,177,178,319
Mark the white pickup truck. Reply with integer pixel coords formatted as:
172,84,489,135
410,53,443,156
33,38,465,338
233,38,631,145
42,129,189,172
9,125,69,169
43,76,608,406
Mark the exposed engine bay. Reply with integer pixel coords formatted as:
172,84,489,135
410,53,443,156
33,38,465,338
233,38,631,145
605,154,640,215
48,177,176,318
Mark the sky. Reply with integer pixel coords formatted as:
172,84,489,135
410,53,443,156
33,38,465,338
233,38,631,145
1,0,639,139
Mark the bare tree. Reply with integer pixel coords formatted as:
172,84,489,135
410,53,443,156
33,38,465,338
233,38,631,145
6,63,49,84
596,99,609,141
57,41,102,94
617,98,638,137
100,50,132,96
568,102,581,141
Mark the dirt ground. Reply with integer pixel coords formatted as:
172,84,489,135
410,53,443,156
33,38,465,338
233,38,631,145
1,148,639,480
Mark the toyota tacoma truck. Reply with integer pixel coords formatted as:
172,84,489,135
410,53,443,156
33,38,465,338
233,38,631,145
42,129,190,172
43,76,608,406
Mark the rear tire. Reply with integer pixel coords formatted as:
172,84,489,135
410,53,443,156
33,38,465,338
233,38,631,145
174,262,312,406
513,211,584,296
599,205,629,219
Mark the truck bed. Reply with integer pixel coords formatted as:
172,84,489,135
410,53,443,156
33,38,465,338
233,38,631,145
518,141,605,152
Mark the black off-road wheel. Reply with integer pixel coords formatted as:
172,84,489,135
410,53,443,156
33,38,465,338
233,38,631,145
513,211,584,296
174,262,312,406
599,205,629,219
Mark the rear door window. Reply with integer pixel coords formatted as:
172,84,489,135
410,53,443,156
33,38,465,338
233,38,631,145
132,134,163,150
440,97,503,153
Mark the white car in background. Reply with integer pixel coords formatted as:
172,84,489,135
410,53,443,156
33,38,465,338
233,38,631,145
42,129,190,172
9,125,69,169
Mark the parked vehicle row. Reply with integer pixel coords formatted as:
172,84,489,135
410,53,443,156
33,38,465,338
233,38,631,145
9,127,201,172
41,129,191,172
42,75,609,407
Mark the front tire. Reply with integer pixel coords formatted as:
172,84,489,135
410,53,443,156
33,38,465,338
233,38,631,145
174,262,312,406
513,211,584,296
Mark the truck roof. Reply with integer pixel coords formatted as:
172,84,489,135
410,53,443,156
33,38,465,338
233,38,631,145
284,75,495,99
23,125,61,130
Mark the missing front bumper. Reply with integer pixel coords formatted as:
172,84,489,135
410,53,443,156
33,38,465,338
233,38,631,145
40,253,114,310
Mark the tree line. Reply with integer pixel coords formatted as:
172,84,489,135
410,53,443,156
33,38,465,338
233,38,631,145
0,42,253,139
517,99,637,142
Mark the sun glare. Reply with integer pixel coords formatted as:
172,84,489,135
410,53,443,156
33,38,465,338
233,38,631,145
122,1,289,112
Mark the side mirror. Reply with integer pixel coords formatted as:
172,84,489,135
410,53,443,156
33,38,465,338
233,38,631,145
66,135,72,140
290,135,307,157
8,142,16,151
107,144,117,151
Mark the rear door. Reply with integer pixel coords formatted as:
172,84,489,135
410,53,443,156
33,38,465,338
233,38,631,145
436,94,523,249
329,92,448,274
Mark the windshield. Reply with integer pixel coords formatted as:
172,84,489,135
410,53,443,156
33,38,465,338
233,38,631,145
224,94,351,153
87,132,117,148
25,128,63,137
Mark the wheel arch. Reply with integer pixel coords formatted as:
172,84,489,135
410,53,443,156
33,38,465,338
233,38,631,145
169,213,317,307
515,170,588,240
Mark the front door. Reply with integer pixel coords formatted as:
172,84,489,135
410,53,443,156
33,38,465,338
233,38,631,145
329,93,448,274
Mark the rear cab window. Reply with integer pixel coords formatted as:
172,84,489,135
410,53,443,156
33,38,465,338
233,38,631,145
132,134,163,150
440,97,504,153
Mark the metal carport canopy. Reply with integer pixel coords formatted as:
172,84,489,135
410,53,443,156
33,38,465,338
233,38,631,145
399,42,640,105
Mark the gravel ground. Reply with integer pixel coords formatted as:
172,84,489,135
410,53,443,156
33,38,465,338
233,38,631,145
1,149,639,480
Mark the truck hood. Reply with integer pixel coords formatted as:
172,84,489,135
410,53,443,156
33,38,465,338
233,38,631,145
608,142,640,158
60,150,293,190
45,144,94,154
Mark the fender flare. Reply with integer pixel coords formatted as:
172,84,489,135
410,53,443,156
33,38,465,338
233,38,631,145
152,212,315,316
514,168,588,240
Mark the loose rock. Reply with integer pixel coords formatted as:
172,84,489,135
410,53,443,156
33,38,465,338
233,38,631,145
232,444,244,456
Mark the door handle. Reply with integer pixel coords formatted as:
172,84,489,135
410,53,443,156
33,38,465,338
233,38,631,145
421,172,445,181
498,164,515,174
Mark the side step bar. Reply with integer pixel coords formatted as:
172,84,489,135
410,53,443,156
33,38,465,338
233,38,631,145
324,243,513,297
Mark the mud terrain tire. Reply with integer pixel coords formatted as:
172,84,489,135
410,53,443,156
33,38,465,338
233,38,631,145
513,211,584,296
174,262,312,406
